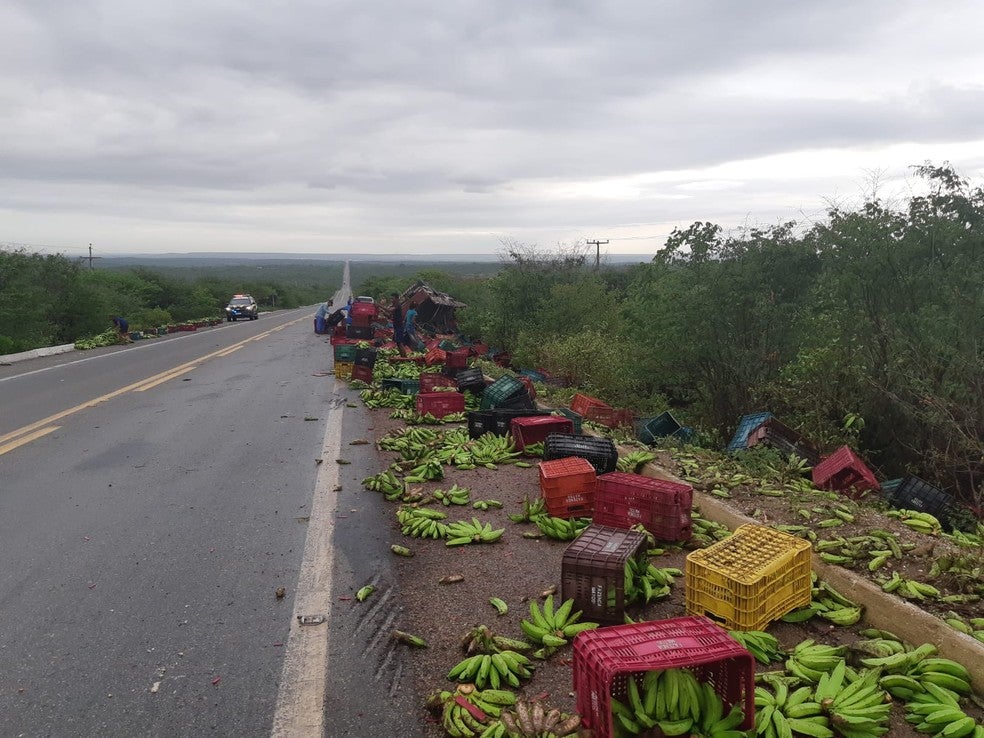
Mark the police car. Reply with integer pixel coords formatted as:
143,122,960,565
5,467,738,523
225,294,258,321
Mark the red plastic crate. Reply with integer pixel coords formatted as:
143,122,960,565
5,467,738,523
518,375,537,401
415,391,465,419
573,616,755,738
570,392,611,418
512,415,574,451
425,338,441,351
329,336,359,346
561,525,648,623
445,349,469,370
419,373,457,393
351,364,373,384
812,446,879,498
592,472,693,542
470,342,489,357
538,456,596,518
424,348,447,366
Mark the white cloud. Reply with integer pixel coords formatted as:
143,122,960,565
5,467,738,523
2,0,984,256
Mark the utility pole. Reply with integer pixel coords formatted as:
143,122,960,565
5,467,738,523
587,239,608,270
89,244,94,269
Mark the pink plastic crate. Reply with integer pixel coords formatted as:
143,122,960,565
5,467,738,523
573,616,755,738
538,456,596,519
445,349,469,369
415,391,465,418
592,472,693,542
424,348,447,366
812,445,879,498
511,416,574,451
419,373,457,393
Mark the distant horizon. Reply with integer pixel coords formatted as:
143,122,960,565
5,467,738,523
91,251,653,264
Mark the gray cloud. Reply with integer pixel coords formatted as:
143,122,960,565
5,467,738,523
2,0,983,255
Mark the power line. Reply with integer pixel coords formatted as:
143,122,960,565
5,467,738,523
586,239,608,269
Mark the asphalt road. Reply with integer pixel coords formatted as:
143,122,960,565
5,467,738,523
0,278,423,736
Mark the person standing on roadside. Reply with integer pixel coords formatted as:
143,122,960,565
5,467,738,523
112,315,131,343
404,304,419,351
390,293,407,357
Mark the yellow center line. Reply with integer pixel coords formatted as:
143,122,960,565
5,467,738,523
134,366,196,392
0,426,61,456
0,315,309,447
216,346,243,357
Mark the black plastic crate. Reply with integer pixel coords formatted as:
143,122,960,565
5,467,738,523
455,367,486,394
887,476,956,529
346,325,374,339
493,391,536,412
489,409,551,436
354,347,377,368
543,433,619,474
467,411,492,439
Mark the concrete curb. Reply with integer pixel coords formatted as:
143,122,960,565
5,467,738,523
0,343,75,365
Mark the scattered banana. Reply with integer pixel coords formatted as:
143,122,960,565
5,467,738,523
498,698,581,737
728,630,785,665
447,650,534,690
532,516,589,541
445,517,505,546
519,595,598,649
397,506,450,539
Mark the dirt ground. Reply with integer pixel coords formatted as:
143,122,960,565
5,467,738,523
351,405,982,738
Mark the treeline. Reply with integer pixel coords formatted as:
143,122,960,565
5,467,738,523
0,253,342,353
359,165,984,506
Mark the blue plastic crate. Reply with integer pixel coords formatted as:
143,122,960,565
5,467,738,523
639,411,682,444
519,368,548,383
726,412,773,452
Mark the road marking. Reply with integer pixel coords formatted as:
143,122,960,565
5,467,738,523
0,425,60,456
0,315,311,450
270,385,344,737
133,366,197,392
216,346,243,357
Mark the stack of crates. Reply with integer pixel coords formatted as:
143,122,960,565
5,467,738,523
812,446,879,498
726,412,774,452
349,300,377,328
480,376,534,411
573,616,756,738
561,525,648,623
354,347,377,369
333,343,358,364
538,457,596,518
592,472,693,542
511,415,574,452
685,524,812,631
543,433,618,474
334,362,353,380
415,391,465,419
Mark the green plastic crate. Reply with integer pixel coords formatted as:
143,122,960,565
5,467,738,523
554,408,583,434
334,344,358,362
381,378,420,395
480,376,527,410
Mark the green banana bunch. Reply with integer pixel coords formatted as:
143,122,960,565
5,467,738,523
519,595,598,649
727,630,785,665
434,484,472,506
878,572,941,600
813,662,890,738
850,638,906,660
784,640,848,684
446,650,534,690
858,642,936,674
754,679,833,738
362,470,408,500
405,457,445,483
397,506,449,539
903,679,979,737
688,512,733,548
532,516,589,541
427,684,518,738
507,497,546,523
355,584,375,602
458,624,532,656
623,557,679,605
473,499,503,511
521,441,545,457
378,425,438,453
908,655,974,695
360,387,416,409
944,612,984,643
445,517,505,546
616,450,657,473
469,434,522,468
885,508,943,535
497,698,581,737
611,667,746,737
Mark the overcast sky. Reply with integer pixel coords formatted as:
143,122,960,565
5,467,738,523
3,1,984,258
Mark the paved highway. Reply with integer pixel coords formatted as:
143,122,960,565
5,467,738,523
0,266,421,736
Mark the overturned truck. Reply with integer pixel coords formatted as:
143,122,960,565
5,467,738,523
399,280,467,334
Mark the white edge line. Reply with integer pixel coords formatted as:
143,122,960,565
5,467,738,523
270,386,344,737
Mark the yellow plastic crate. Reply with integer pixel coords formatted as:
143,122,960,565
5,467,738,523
334,361,354,380
685,524,812,631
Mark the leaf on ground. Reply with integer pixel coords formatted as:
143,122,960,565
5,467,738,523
349,439,370,445
336,459,351,465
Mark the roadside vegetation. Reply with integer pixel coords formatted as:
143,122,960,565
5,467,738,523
0,255,342,353
357,164,984,509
